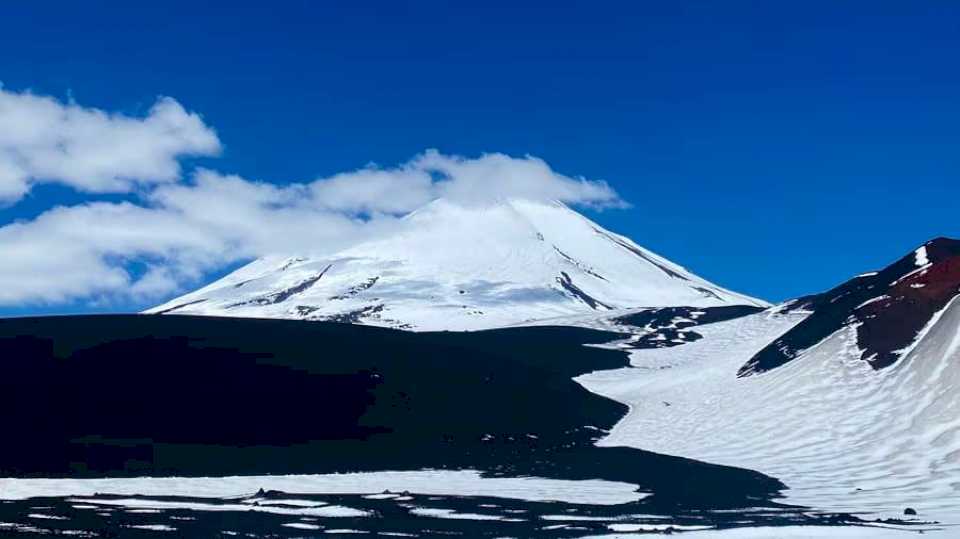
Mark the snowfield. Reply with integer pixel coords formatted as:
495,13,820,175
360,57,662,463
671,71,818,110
579,299,960,527
0,470,646,506
147,199,765,330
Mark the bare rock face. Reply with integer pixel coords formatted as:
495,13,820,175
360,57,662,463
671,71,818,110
740,237,960,376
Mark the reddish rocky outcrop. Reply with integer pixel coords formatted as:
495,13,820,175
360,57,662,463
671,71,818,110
739,237,960,376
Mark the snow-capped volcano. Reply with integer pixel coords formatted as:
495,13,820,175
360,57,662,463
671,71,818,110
147,198,765,330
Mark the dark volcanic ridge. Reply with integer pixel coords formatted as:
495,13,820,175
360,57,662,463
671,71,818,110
0,489,901,538
740,237,960,376
614,305,766,349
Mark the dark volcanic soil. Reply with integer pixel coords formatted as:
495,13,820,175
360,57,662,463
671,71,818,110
1,314,779,512
615,305,765,349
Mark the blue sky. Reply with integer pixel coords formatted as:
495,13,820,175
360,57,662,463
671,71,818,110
1,1,958,314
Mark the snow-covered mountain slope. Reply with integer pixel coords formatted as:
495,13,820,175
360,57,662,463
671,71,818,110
741,236,960,375
147,199,766,330
579,238,960,525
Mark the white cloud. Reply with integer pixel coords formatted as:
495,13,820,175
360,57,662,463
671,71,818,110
0,88,625,307
416,150,626,210
0,86,220,202
309,166,435,214
0,178,397,305
307,150,625,213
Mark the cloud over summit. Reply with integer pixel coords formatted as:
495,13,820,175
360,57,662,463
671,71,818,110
308,150,624,213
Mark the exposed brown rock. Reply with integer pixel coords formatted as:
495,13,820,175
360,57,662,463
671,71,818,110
740,237,960,376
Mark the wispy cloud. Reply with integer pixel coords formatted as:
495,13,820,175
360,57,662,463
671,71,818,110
0,86,220,202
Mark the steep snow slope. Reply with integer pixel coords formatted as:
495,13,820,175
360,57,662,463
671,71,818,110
581,306,960,522
580,239,960,525
148,199,765,330
741,237,960,374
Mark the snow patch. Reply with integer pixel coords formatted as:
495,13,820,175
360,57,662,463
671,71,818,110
854,295,888,310
282,522,322,530
68,497,369,518
409,507,518,521
0,470,644,506
125,524,177,532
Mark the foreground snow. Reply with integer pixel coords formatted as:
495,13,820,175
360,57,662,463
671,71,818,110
0,469,645,506
147,199,765,330
579,301,960,527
